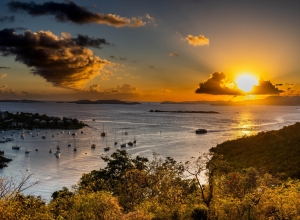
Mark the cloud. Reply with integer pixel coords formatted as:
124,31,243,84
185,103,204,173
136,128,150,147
0,28,112,90
0,16,15,23
0,74,7,79
88,84,102,92
275,84,283,86
185,34,209,46
119,57,126,61
72,34,110,49
149,65,157,70
7,1,146,28
145,13,157,26
251,79,284,95
110,55,115,59
161,89,171,93
0,66,11,69
195,72,242,95
195,72,284,95
85,84,140,99
169,52,179,57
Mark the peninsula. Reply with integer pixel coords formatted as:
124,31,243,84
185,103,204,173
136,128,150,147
0,111,86,130
0,151,12,168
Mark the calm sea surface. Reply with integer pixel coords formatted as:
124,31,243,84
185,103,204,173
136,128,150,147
0,102,300,200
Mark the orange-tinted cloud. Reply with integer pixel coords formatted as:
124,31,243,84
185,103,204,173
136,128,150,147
169,52,179,57
0,28,112,90
185,34,209,46
84,84,140,99
8,1,145,28
0,74,7,79
195,72,284,95
145,13,157,26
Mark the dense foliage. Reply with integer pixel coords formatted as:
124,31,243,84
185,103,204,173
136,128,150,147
210,122,300,179
0,151,12,168
0,111,86,129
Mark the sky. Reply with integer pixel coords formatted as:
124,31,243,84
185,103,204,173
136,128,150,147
0,0,299,101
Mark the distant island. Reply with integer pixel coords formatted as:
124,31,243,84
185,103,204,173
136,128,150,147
149,109,219,114
162,96,300,106
0,111,86,130
0,99,44,103
69,99,141,105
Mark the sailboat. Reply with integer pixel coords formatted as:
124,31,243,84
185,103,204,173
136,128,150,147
104,137,110,151
56,138,60,150
120,131,126,148
54,150,60,158
67,133,71,147
20,126,25,139
101,123,106,137
114,132,118,145
73,136,77,151
12,133,21,150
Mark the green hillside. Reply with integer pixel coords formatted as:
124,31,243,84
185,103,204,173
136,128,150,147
210,122,300,179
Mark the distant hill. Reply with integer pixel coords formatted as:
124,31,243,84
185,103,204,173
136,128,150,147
210,122,300,179
0,99,44,103
212,96,300,106
69,99,141,105
161,96,300,106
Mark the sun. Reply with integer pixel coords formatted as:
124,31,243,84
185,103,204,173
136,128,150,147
236,74,258,92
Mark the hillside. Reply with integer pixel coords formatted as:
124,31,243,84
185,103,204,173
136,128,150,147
210,122,300,179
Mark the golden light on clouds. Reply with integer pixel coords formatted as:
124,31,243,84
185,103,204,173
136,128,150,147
185,34,209,46
236,74,258,92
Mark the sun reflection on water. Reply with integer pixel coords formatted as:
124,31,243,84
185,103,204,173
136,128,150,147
235,111,257,137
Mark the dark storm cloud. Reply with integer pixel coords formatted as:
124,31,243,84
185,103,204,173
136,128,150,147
195,72,284,95
72,34,110,48
0,66,11,69
7,1,145,28
251,79,284,95
0,16,15,23
0,28,111,90
195,72,242,95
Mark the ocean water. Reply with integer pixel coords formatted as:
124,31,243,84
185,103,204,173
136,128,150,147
0,102,299,201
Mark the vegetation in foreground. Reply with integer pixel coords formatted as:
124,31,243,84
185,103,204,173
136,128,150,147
210,122,300,179
1,123,300,219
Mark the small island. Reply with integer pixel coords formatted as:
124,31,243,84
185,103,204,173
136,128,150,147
0,111,86,130
149,109,219,114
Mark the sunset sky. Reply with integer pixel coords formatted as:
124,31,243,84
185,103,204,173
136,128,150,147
0,0,299,101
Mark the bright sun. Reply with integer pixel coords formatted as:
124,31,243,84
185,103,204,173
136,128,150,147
236,74,258,92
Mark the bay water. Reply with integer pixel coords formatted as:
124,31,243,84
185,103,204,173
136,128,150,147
0,102,299,200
